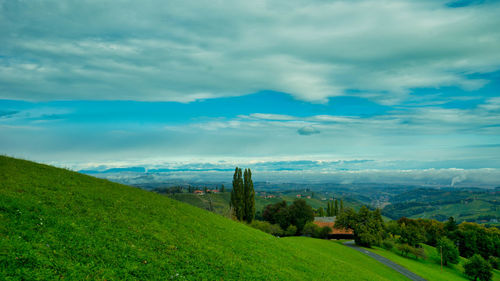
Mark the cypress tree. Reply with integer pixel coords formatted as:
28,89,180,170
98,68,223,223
243,168,255,223
326,201,331,216
230,167,244,220
334,199,339,216
340,199,344,214
221,184,225,193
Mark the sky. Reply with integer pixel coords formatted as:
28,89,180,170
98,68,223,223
1,0,500,186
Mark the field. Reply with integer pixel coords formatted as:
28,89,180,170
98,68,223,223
0,156,408,280
367,244,500,281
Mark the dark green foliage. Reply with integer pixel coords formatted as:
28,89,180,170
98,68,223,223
285,225,298,236
397,243,413,257
262,200,291,230
262,199,314,234
248,220,283,236
436,237,459,266
288,199,315,233
318,207,325,217
398,222,425,247
464,254,493,281
336,206,385,247
334,199,339,216
456,222,500,259
220,184,225,192
243,168,256,223
327,201,332,216
488,256,499,270
340,199,344,214
382,239,394,250
302,222,331,239
230,167,244,220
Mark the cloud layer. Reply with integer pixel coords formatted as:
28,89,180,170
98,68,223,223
1,0,500,103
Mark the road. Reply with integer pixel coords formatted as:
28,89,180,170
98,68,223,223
343,241,427,281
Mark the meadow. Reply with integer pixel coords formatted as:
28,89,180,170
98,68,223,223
0,156,408,280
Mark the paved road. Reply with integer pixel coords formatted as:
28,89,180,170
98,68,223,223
343,241,427,281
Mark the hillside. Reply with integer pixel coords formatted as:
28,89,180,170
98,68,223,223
0,156,408,280
382,188,499,224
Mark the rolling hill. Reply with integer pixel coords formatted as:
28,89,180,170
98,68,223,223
0,156,408,280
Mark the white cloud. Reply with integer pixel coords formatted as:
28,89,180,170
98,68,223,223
1,0,500,102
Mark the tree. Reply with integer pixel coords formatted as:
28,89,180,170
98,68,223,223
340,199,344,214
334,199,339,216
288,199,314,233
464,254,493,281
437,237,459,266
230,167,244,220
326,201,332,216
220,184,225,192
262,201,290,230
336,206,385,247
318,207,325,217
243,168,255,223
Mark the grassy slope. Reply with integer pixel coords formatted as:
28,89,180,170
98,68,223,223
367,244,500,281
0,156,408,281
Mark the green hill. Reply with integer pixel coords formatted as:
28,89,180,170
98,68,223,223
0,156,408,280
383,188,499,224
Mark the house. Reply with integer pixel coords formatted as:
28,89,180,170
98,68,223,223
313,217,354,239
306,196,311,199
209,189,219,193
296,194,302,198
194,190,204,195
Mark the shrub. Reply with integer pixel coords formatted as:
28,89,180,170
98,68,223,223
464,254,492,281
410,246,426,260
382,240,394,250
249,220,283,236
488,256,499,270
397,243,412,257
302,222,318,237
318,226,332,239
284,225,298,236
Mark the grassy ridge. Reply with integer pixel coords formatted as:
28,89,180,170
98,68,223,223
0,156,408,280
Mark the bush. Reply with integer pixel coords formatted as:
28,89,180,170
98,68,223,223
488,256,499,270
356,231,378,248
318,226,332,239
410,246,426,260
285,225,298,236
464,254,492,281
397,243,413,257
249,220,283,236
302,222,331,239
382,240,394,250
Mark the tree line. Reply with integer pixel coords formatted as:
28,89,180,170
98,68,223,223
336,207,499,281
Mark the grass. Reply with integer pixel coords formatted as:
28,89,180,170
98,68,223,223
367,244,500,281
0,156,409,280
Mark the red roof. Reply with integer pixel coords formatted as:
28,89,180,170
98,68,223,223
313,221,353,235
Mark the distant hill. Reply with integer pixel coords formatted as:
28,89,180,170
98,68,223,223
0,156,407,280
382,188,499,224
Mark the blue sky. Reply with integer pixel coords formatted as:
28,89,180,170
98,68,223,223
1,0,500,185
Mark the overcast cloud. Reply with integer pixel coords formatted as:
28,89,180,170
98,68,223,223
1,0,500,103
